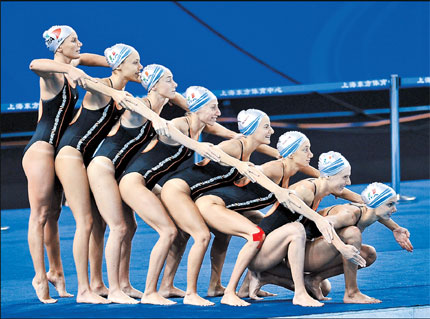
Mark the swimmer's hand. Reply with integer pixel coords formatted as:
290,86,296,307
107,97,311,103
236,162,260,183
151,117,170,137
196,142,221,163
315,217,334,244
393,227,413,252
274,189,297,212
70,68,93,87
340,244,367,268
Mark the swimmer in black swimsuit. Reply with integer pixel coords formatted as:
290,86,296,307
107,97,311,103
23,25,110,304
242,151,363,305
86,64,192,304
249,182,412,304
54,43,147,304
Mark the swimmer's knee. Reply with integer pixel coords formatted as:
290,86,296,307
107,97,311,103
251,226,265,249
362,245,377,267
341,226,362,245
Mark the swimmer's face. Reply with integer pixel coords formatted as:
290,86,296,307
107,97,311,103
196,99,220,126
120,50,143,82
328,166,351,192
291,140,313,166
252,115,274,145
57,32,82,59
153,69,177,99
375,196,397,220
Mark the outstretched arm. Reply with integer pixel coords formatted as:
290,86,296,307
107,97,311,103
255,144,281,159
29,59,89,85
378,218,413,252
203,122,240,139
299,165,320,178
168,92,189,112
334,188,363,203
72,53,109,67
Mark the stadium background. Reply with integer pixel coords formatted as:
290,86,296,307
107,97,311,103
1,1,429,209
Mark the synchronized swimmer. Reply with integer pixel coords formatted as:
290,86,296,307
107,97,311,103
23,24,413,307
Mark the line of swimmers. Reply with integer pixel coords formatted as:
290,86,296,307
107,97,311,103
23,25,413,306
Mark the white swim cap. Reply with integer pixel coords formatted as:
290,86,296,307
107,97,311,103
185,86,217,112
277,131,309,158
318,151,350,177
237,109,267,136
43,25,76,52
104,43,135,70
361,182,396,208
140,64,169,92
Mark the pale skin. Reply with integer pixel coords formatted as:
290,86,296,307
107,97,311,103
195,140,335,307
23,31,108,304
54,49,145,304
250,196,413,304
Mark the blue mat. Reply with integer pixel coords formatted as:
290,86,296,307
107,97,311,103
1,180,429,318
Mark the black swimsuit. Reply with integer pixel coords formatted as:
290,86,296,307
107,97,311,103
56,79,124,165
259,178,320,237
91,100,156,178
24,76,78,155
304,203,364,240
121,117,194,190
166,139,246,199
200,161,288,213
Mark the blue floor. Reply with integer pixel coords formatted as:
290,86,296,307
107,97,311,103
1,180,429,318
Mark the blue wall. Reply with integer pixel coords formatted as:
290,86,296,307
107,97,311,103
1,1,429,104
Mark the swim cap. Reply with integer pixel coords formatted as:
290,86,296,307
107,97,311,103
237,109,267,136
185,86,217,112
104,43,134,70
318,151,350,177
277,131,309,158
361,182,396,208
140,64,169,92
43,25,76,52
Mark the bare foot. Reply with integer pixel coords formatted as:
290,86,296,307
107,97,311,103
207,284,225,297
248,271,264,300
183,293,214,306
344,291,381,304
91,284,109,297
32,277,57,304
107,289,139,304
304,275,331,301
221,292,250,306
121,285,143,298
141,292,177,305
46,271,73,298
77,289,112,304
159,285,186,298
293,293,324,307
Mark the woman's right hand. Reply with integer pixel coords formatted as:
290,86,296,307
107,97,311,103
67,66,91,87
340,244,367,267
315,217,335,244
235,161,260,183
152,117,170,137
196,143,221,163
